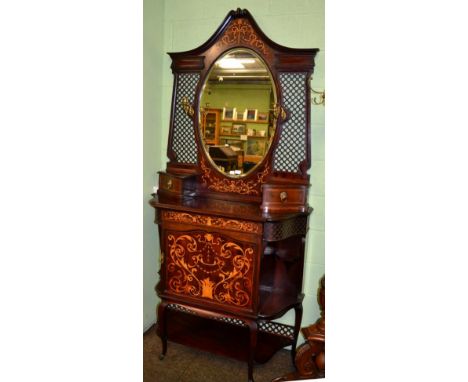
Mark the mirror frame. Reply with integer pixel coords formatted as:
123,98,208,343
198,47,278,179
163,8,318,204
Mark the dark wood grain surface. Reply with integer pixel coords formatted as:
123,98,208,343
149,8,318,382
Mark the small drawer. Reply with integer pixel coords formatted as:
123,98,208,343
159,173,180,193
261,184,309,213
157,172,196,197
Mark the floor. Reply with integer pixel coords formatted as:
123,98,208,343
143,325,296,382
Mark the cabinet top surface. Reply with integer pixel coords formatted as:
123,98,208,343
149,194,311,222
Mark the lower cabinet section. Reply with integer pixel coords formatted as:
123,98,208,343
152,201,310,382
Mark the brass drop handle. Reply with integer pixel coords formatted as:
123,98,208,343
166,179,173,190
280,191,288,203
160,251,164,264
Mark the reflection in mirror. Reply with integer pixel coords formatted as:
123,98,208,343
199,49,276,178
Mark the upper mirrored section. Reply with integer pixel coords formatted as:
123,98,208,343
199,49,277,178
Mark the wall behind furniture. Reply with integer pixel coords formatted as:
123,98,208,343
143,0,165,331
201,84,272,113
146,0,325,333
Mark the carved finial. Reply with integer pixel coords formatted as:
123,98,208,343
233,8,247,17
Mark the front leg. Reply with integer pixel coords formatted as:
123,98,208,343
291,304,303,366
156,301,168,360
246,319,258,382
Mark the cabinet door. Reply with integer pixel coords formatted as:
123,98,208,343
163,230,256,311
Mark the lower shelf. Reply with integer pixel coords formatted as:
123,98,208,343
163,306,295,364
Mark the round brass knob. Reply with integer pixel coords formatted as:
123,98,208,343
280,191,288,202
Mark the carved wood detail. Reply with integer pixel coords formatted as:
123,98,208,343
271,275,325,381
152,9,319,381
218,18,271,57
201,156,269,195
163,211,262,234
166,232,254,308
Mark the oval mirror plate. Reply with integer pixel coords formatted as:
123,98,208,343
199,49,277,178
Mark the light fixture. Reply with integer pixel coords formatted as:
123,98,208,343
217,58,245,69
311,88,325,105
217,75,269,79
217,57,255,69
310,77,325,106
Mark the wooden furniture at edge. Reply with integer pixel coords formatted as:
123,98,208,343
149,9,319,382
272,275,325,381
201,108,221,145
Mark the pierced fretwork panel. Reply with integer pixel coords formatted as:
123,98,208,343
214,316,247,327
172,73,200,164
259,321,294,339
273,72,308,173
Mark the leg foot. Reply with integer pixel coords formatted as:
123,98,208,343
159,354,165,361
157,302,169,359
246,319,258,382
291,304,303,367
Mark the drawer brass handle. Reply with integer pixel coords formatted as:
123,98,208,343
160,251,164,264
166,179,173,190
280,191,288,203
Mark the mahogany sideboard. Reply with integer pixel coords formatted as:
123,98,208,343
149,8,319,382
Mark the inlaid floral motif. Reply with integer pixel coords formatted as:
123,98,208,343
166,232,254,307
200,156,269,196
163,211,262,233
218,19,271,57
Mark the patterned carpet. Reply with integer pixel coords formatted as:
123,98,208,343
143,325,295,382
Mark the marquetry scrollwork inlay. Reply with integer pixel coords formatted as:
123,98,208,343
218,19,271,57
166,232,254,307
200,156,269,195
163,211,262,234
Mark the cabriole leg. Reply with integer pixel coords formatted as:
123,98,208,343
156,301,168,360
291,304,303,367
246,319,258,382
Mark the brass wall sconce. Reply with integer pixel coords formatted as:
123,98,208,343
311,88,325,106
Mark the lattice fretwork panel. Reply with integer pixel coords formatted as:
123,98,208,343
172,73,200,164
214,316,247,327
167,303,198,316
258,321,294,339
273,72,308,173
264,216,308,241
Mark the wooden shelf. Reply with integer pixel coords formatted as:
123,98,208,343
219,133,242,137
219,134,268,139
221,119,269,125
258,288,303,320
165,308,294,364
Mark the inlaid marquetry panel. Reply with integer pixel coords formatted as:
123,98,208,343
162,210,262,234
217,18,272,58
165,231,255,308
200,156,269,196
